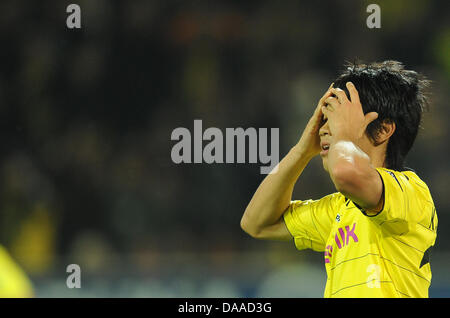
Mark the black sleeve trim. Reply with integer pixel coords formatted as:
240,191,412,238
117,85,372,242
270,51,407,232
385,169,403,192
355,169,385,218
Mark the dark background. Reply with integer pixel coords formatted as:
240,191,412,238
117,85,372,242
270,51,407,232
0,0,449,297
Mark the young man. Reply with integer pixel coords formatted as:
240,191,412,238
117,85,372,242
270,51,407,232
240,61,437,298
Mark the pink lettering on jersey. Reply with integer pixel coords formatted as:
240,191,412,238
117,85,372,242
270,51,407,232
345,223,358,245
338,228,346,245
334,233,342,249
324,245,333,263
326,222,359,264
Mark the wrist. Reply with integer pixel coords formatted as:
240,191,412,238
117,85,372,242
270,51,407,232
332,131,362,146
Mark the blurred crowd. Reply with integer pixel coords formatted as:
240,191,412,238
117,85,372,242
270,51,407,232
0,0,449,296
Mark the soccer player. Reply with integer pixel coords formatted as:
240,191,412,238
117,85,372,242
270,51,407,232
240,61,437,298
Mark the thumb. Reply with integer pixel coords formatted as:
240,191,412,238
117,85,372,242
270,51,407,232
364,112,379,127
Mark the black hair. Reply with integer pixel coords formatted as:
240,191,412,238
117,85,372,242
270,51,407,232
332,60,430,171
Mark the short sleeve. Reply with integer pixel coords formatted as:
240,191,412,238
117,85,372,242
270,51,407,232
364,168,423,226
283,193,338,252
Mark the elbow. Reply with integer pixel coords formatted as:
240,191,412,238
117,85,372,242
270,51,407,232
329,161,357,194
240,215,248,233
240,213,261,239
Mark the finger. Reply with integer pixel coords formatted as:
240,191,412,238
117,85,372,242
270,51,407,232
311,103,324,125
311,83,335,123
324,82,334,94
331,88,349,104
324,96,339,110
346,82,360,104
364,112,379,126
318,83,335,106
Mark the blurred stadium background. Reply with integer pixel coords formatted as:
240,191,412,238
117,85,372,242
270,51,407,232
0,0,449,297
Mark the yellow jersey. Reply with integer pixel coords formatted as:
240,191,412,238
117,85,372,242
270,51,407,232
283,168,438,298
0,245,34,297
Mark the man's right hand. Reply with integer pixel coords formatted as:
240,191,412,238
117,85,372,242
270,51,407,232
295,83,334,158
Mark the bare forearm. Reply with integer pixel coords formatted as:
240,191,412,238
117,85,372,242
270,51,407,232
241,143,313,235
327,141,370,183
327,140,381,209
241,83,334,238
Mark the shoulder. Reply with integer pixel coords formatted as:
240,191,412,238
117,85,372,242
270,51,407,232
401,169,431,193
287,192,346,222
375,167,435,222
316,192,347,209
290,192,345,208
378,167,432,198
314,192,347,216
